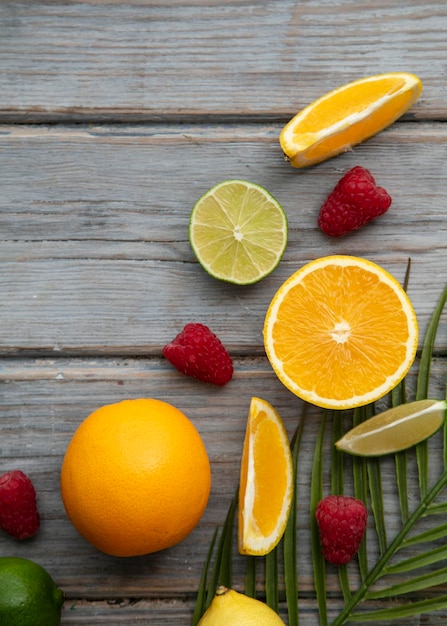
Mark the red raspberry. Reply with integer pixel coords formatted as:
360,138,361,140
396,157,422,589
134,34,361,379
0,470,40,540
163,323,233,386
315,495,367,565
318,166,392,237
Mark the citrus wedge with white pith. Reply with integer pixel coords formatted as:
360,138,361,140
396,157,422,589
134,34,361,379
238,397,293,556
189,180,288,285
263,255,419,410
280,72,422,168
336,399,447,457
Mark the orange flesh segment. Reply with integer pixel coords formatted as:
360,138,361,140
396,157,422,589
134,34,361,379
275,265,410,399
238,397,293,555
252,414,289,536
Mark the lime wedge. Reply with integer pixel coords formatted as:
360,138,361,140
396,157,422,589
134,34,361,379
336,399,447,456
189,180,288,285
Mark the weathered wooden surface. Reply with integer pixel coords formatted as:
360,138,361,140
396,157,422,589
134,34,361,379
2,123,447,353
1,1,447,121
1,1,447,625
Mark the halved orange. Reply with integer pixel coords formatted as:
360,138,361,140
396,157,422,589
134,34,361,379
280,72,422,168
238,397,293,556
263,256,419,410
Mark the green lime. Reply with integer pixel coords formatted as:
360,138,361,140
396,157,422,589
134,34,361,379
189,180,288,285
336,399,447,456
0,557,64,626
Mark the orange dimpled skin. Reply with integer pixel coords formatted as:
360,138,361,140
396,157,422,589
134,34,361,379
60,398,211,557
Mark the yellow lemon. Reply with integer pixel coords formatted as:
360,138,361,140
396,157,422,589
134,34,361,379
198,586,286,625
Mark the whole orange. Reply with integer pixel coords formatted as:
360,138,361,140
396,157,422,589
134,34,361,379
60,398,211,557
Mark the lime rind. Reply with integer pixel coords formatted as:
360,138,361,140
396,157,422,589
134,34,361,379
336,399,447,457
189,180,288,285
0,557,63,624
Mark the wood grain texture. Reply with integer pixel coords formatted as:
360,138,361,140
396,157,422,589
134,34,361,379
1,1,447,624
1,357,446,626
1,122,446,353
0,1,446,121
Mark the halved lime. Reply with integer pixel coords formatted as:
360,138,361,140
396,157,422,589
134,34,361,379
336,399,447,456
189,180,288,285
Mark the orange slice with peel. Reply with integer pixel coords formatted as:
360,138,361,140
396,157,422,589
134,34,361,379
280,72,422,168
238,397,293,556
263,256,419,410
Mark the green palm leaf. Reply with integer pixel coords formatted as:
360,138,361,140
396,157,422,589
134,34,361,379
384,544,447,574
193,282,447,625
325,282,447,624
348,594,447,622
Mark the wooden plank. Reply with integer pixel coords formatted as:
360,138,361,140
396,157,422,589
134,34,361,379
0,1,446,121
1,123,446,353
1,122,447,246
1,257,446,353
0,357,315,597
60,598,198,626
59,597,447,625
2,3,447,623
1,357,446,625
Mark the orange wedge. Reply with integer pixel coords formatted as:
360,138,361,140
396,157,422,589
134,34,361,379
238,397,293,556
263,256,419,410
280,72,422,168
